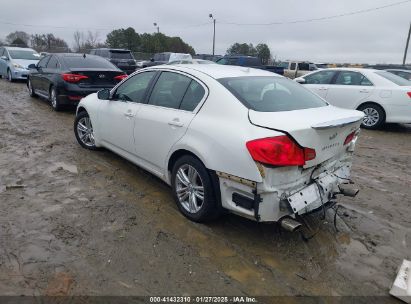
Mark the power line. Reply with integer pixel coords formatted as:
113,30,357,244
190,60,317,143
218,0,411,26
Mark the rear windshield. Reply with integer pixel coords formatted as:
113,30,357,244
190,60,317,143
109,51,133,59
219,76,327,112
9,50,40,60
376,71,411,86
62,56,116,69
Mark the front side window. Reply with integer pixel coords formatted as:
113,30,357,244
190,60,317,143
335,71,373,86
37,56,50,68
219,76,327,112
113,71,157,102
148,72,192,109
304,70,336,84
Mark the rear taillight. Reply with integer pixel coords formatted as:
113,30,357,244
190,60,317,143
61,73,88,83
407,92,411,98
114,74,128,81
246,135,316,166
344,131,356,145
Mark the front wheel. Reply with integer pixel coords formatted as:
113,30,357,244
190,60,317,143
74,111,98,150
358,104,385,130
7,69,14,82
27,78,37,97
171,155,221,222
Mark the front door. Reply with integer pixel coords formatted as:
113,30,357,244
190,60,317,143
98,71,157,155
303,70,337,99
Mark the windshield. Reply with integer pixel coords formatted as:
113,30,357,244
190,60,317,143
219,76,327,112
8,50,40,60
109,51,133,60
376,71,411,86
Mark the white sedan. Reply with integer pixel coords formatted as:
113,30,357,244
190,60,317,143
295,68,411,129
74,65,363,229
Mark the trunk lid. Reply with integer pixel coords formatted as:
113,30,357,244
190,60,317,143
248,105,364,167
68,68,124,87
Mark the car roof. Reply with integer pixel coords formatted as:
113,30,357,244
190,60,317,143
319,67,379,73
54,53,99,58
147,64,280,79
92,48,131,52
386,69,411,72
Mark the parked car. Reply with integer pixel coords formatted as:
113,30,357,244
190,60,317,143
74,65,363,227
144,52,193,67
295,68,411,129
386,69,411,81
27,53,127,111
279,61,318,79
168,59,216,65
193,54,222,62
0,47,40,81
90,48,137,75
216,55,284,75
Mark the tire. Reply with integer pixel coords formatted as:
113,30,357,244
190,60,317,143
27,78,37,97
358,103,385,130
171,155,221,222
74,111,99,150
7,69,14,82
49,86,61,111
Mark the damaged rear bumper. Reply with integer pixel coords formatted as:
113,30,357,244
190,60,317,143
218,155,355,223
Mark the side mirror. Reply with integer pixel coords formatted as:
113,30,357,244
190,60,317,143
150,58,154,62
1,56,8,61
28,64,37,69
97,88,111,100
295,77,306,84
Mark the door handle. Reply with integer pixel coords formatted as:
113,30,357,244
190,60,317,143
124,110,134,118
168,118,184,127
318,87,328,91
359,89,370,93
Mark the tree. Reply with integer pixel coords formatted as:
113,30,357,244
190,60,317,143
256,43,271,65
226,43,257,56
6,31,30,46
31,33,68,52
106,27,140,51
73,30,84,52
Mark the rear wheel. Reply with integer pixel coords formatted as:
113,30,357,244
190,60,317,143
27,78,37,97
171,155,221,222
358,103,385,130
49,86,61,111
74,111,98,150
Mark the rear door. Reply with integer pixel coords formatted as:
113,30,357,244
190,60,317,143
302,70,337,99
98,71,157,154
325,71,374,109
133,71,206,175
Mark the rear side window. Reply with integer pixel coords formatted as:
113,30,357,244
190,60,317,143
304,70,336,84
62,56,116,69
219,76,327,112
109,51,133,59
335,71,372,86
180,81,206,111
149,72,191,109
114,71,157,102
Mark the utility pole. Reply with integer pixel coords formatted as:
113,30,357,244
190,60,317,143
153,23,160,34
209,14,216,56
403,22,411,65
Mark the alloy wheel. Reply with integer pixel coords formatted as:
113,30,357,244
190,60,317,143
175,164,205,214
51,89,57,108
362,107,380,127
76,117,95,147
8,70,12,82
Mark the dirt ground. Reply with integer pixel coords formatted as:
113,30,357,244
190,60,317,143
0,79,410,299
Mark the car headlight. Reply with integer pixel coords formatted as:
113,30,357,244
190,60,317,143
12,63,25,69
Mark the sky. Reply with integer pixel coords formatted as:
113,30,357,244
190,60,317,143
0,0,410,64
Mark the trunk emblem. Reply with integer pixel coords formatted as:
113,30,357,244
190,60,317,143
98,74,106,79
329,133,337,140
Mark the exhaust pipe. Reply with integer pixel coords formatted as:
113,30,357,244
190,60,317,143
339,187,359,198
280,217,302,232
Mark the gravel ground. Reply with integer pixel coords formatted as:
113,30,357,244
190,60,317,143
0,79,410,299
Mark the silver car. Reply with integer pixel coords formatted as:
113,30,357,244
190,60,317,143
0,47,40,81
